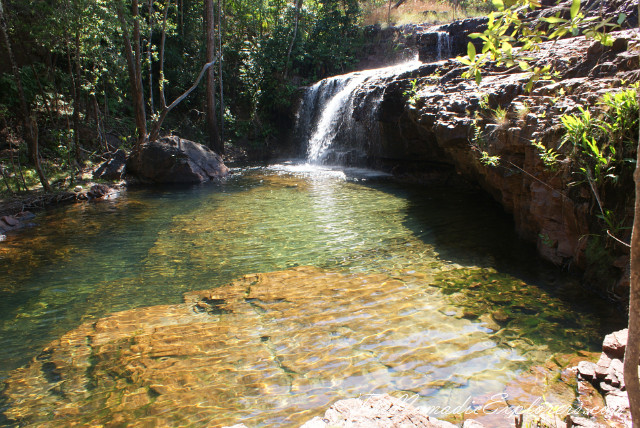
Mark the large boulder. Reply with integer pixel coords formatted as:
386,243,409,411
126,136,228,184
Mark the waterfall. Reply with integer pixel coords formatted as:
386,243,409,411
435,31,452,60
295,60,422,166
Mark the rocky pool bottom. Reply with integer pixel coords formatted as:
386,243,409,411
0,266,623,427
0,165,627,427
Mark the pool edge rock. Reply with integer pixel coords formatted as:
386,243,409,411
125,135,229,184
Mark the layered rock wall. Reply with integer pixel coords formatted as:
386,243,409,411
368,31,638,301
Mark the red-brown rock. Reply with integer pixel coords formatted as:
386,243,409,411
603,329,627,359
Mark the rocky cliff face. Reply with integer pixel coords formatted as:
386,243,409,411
367,30,639,302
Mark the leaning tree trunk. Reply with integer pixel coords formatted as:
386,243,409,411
27,118,51,192
0,0,50,192
205,0,222,154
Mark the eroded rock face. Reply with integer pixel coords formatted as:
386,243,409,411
359,30,639,299
126,136,228,184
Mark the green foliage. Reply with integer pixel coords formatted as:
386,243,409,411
403,78,419,105
538,233,554,247
491,105,507,122
559,87,639,238
599,86,640,149
456,0,627,91
480,150,501,167
470,119,487,148
559,88,639,186
532,140,561,171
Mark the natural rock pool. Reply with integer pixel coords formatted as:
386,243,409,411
0,164,624,426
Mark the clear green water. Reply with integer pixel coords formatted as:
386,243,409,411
0,164,624,426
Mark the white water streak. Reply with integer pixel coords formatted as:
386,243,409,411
302,61,422,165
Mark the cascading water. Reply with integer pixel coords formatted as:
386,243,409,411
435,31,452,60
295,61,422,166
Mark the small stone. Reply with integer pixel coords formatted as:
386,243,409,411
594,353,611,379
604,372,620,388
606,358,624,388
491,310,512,323
461,310,479,320
605,390,629,412
576,379,605,417
462,420,486,428
88,184,112,199
603,329,627,359
565,415,607,427
0,215,19,227
599,382,617,392
15,211,35,221
74,185,83,192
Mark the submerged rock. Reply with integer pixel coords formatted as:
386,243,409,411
0,266,563,427
300,394,458,427
0,212,35,235
126,136,229,184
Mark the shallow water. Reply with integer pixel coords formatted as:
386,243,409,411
0,164,624,426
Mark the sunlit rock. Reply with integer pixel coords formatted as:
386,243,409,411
126,136,228,184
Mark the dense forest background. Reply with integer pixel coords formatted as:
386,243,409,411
0,0,493,193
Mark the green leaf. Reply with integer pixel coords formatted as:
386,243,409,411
541,16,567,24
570,0,580,19
492,0,505,11
475,69,482,85
467,42,477,61
617,13,627,25
519,61,529,71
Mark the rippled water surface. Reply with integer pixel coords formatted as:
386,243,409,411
0,164,624,426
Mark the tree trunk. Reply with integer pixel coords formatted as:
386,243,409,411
147,0,155,116
0,163,12,194
159,0,170,110
73,28,82,165
148,59,217,142
115,0,147,149
625,133,640,426
284,0,302,79
0,0,50,192
205,0,222,154
27,117,51,192
218,0,224,145
623,11,640,427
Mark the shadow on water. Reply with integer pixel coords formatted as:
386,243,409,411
366,178,625,351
